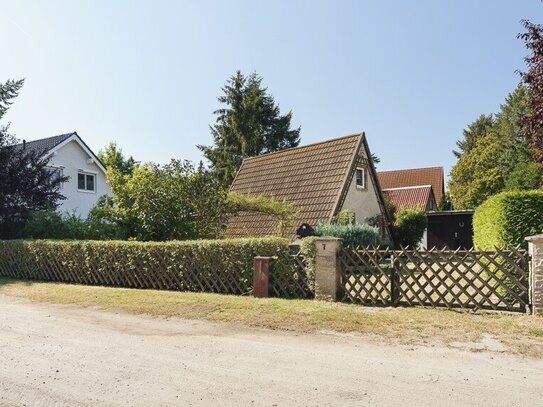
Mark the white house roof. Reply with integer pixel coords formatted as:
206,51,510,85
15,132,107,173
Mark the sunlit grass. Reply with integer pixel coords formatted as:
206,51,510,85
1,277,542,356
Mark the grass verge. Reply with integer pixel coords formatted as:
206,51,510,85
1,277,542,357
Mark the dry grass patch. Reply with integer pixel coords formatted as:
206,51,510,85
1,278,542,356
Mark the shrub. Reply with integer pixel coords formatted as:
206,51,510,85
331,209,356,225
314,222,381,247
395,209,427,247
0,237,312,297
21,209,88,239
473,190,543,249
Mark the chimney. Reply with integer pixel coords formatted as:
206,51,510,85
22,140,26,149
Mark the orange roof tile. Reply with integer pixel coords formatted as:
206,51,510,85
377,167,444,203
225,134,363,238
382,185,435,212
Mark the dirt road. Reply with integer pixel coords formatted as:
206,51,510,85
0,295,542,406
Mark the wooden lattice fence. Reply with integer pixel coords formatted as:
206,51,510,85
270,251,314,298
0,240,313,299
339,246,530,312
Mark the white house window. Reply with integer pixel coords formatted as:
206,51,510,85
78,172,95,192
44,167,63,188
355,167,366,189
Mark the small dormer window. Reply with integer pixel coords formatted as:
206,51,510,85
355,167,366,189
78,172,95,192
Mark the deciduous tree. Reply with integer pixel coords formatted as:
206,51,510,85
0,79,67,238
518,18,543,179
98,141,137,175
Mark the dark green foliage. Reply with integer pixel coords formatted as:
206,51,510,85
0,79,67,238
0,238,312,297
383,195,397,222
314,222,381,247
453,114,494,159
198,71,300,187
21,210,88,239
395,209,428,247
0,79,24,119
438,191,453,211
449,85,542,208
473,190,543,249
504,159,542,191
86,195,128,240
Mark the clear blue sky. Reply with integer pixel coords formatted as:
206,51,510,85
2,1,541,180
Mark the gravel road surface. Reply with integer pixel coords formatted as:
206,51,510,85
0,295,542,406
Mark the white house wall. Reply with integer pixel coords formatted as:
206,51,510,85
47,140,111,218
341,154,382,224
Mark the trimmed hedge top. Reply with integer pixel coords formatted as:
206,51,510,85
0,237,313,297
473,190,543,249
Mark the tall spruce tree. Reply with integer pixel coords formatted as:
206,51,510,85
453,114,494,159
198,71,301,186
0,79,67,238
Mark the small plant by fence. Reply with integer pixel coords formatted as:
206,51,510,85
339,246,530,312
0,238,312,298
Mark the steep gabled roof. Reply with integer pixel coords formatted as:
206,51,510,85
15,132,74,156
382,185,434,212
225,134,365,238
377,166,444,203
15,132,106,173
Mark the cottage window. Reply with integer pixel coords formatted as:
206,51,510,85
355,167,366,189
78,172,95,192
43,167,63,187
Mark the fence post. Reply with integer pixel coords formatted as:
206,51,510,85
314,237,343,301
390,253,399,306
253,257,271,298
526,234,543,315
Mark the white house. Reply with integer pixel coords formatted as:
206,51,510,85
18,132,111,217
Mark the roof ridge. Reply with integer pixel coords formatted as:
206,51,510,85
245,133,363,162
377,166,443,174
20,132,76,145
382,185,433,191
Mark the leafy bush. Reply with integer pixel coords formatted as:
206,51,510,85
21,210,88,239
473,190,543,249
108,160,231,241
395,209,427,247
314,222,381,247
0,237,312,297
331,209,356,226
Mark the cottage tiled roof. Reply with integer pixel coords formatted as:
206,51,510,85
225,134,363,238
15,133,75,156
382,185,434,212
377,166,444,203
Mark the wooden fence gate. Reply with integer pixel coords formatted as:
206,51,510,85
339,246,530,312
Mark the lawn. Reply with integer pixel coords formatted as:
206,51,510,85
1,277,542,357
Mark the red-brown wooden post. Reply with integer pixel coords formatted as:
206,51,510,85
253,257,271,298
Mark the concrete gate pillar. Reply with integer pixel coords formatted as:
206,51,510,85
314,237,343,301
526,234,543,315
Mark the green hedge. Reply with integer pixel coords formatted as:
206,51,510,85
0,237,312,297
395,209,428,248
473,190,543,249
